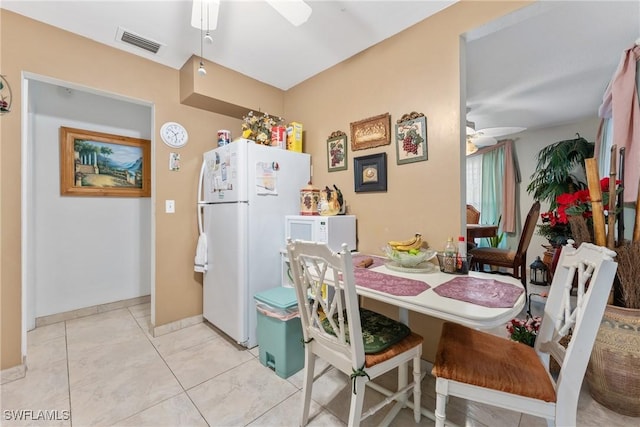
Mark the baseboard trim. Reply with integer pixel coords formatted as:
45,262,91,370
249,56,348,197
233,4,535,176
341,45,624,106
1,357,27,384
35,295,151,327
152,314,203,338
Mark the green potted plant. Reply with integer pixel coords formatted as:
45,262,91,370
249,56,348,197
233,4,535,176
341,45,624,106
486,215,505,248
526,134,594,245
526,134,594,209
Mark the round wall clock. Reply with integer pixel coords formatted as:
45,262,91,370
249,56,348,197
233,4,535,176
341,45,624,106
160,122,188,148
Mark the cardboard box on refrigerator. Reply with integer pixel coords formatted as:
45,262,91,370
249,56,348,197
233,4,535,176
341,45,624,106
286,122,303,152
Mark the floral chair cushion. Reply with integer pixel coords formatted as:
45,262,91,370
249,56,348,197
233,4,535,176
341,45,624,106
321,308,411,354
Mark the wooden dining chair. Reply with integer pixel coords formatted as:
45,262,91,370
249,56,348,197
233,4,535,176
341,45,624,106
469,201,541,295
432,242,617,427
286,239,423,427
466,204,480,224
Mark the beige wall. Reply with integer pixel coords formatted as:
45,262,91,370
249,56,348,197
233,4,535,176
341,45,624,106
1,1,531,369
285,0,531,359
0,9,263,369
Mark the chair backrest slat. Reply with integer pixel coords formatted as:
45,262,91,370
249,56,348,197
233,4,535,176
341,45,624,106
515,201,541,256
287,240,365,370
535,242,617,409
466,204,480,224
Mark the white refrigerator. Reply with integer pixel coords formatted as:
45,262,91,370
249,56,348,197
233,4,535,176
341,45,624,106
196,139,310,348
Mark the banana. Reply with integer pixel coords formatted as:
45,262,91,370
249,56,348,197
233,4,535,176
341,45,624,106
388,233,421,248
394,235,423,251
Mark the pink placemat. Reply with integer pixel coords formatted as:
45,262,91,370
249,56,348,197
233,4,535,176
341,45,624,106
351,255,430,297
433,276,524,308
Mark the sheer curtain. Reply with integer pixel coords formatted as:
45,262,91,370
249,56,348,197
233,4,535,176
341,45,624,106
466,139,520,248
466,155,482,213
480,147,503,233
468,141,519,220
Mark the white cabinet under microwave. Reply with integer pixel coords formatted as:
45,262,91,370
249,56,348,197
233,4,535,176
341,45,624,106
285,215,357,252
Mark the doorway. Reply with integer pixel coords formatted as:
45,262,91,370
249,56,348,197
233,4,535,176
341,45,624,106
22,75,154,342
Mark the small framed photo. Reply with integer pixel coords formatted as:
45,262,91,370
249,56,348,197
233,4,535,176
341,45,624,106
395,114,427,164
327,132,347,172
354,153,387,192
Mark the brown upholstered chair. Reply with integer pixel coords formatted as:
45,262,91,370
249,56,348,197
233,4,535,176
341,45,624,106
466,204,481,251
466,204,480,224
469,201,541,294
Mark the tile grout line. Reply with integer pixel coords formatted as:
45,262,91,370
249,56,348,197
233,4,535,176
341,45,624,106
127,306,211,427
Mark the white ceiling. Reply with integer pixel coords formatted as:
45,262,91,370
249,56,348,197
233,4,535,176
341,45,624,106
2,1,639,133
466,0,640,133
1,0,458,90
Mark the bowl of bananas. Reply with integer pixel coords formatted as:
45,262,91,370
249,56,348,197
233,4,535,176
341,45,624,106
383,233,436,268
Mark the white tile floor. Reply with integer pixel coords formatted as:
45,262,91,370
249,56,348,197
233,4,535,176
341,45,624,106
1,297,636,427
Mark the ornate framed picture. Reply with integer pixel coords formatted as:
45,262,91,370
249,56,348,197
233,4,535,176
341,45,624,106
354,153,387,192
59,127,151,197
327,131,347,172
395,113,427,164
350,113,391,151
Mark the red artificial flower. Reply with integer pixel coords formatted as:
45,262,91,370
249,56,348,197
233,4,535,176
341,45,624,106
556,192,577,206
600,177,622,192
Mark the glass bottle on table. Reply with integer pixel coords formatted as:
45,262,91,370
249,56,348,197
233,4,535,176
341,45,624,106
444,237,456,272
457,236,466,271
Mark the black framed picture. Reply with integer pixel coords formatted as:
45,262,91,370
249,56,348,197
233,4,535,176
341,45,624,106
354,153,387,192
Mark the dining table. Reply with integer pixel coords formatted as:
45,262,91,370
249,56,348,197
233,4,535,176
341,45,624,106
348,253,526,425
351,253,525,329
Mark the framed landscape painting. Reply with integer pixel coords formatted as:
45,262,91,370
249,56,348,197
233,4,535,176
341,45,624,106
59,127,151,197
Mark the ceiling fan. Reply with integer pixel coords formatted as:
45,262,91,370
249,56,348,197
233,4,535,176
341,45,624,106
466,120,526,155
191,0,312,33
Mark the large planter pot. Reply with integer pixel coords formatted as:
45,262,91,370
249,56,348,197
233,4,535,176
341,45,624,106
586,304,640,417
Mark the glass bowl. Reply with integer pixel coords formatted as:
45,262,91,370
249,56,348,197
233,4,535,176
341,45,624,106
382,245,437,268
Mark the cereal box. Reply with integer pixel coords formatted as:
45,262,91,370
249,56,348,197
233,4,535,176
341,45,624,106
286,122,303,152
271,126,286,149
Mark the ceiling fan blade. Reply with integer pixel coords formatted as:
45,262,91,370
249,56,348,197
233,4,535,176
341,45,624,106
191,0,220,30
265,0,312,26
476,126,526,137
471,135,498,147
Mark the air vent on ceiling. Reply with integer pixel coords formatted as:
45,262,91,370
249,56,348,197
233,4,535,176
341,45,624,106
116,27,163,54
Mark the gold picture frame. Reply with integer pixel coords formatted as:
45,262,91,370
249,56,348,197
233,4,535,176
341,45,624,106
60,127,151,197
350,113,391,151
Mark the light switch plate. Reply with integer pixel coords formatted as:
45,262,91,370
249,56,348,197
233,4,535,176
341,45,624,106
165,200,175,213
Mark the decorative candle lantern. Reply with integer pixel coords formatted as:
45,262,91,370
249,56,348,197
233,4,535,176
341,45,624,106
529,256,548,285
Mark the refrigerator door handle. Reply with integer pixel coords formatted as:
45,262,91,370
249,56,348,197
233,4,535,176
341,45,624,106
194,160,208,273
197,161,206,235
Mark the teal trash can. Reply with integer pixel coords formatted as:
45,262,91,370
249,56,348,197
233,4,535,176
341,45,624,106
254,287,304,379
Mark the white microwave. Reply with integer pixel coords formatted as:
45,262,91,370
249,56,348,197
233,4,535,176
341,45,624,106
285,215,357,252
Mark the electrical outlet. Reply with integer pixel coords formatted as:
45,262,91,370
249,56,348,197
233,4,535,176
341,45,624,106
165,200,175,213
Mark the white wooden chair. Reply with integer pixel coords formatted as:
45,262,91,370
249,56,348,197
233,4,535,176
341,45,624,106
286,239,423,426
432,242,618,427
